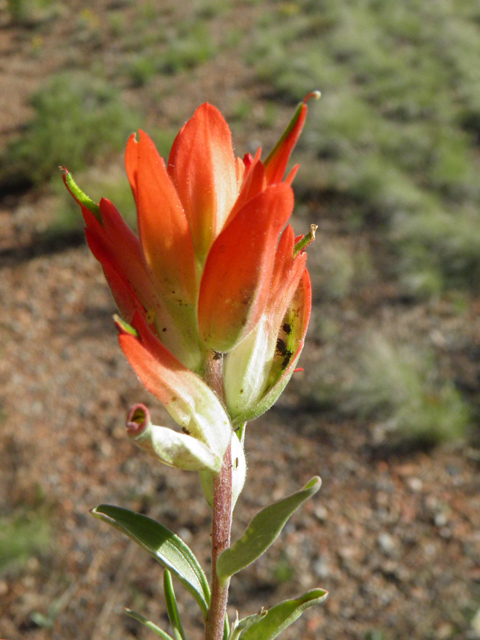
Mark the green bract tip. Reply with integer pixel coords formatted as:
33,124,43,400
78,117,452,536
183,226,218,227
61,167,101,222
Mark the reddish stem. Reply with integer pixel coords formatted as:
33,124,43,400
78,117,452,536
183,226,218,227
206,445,232,640
204,352,233,640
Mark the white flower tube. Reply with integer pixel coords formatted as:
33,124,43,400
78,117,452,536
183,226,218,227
127,404,222,472
200,428,247,511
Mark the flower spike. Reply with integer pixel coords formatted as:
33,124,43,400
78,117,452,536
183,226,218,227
64,93,319,477
64,94,322,640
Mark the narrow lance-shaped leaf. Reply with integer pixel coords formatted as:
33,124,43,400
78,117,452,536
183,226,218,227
91,505,210,616
124,608,175,640
163,570,187,640
238,589,328,640
216,477,321,583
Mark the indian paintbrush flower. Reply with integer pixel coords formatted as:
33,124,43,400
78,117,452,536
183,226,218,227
63,91,319,477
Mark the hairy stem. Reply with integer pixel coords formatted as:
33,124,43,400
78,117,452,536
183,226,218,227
206,445,232,640
204,351,233,640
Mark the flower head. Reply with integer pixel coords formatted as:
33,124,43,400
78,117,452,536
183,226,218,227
64,92,318,475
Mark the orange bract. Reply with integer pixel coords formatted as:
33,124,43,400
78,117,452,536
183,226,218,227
126,131,196,305
168,104,238,259
198,183,294,352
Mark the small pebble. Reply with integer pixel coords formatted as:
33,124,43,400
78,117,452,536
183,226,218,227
177,527,193,543
378,532,396,556
313,504,328,523
312,557,330,579
407,477,423,492
434,512,448,527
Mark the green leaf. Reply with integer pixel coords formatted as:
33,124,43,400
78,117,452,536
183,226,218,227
217,477,321,583
164,570,187,640
124,608,175,640
91,505,210,616
238,589,328,640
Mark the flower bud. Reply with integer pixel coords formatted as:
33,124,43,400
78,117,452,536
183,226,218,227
127,404,222,472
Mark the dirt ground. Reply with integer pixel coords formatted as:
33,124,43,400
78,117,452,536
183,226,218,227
0,2,479,640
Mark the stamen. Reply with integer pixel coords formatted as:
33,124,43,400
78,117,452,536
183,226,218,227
303,90,321,104
293,224,318,257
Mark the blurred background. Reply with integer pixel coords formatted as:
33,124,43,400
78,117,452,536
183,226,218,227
0,1,479,638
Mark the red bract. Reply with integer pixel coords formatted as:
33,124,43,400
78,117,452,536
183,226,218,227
64,92,318,444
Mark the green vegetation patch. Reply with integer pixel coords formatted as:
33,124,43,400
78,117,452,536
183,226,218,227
347,336,471,445
7,0,58,26
0,513,50,573
124,21,217,86
1,71,142,191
